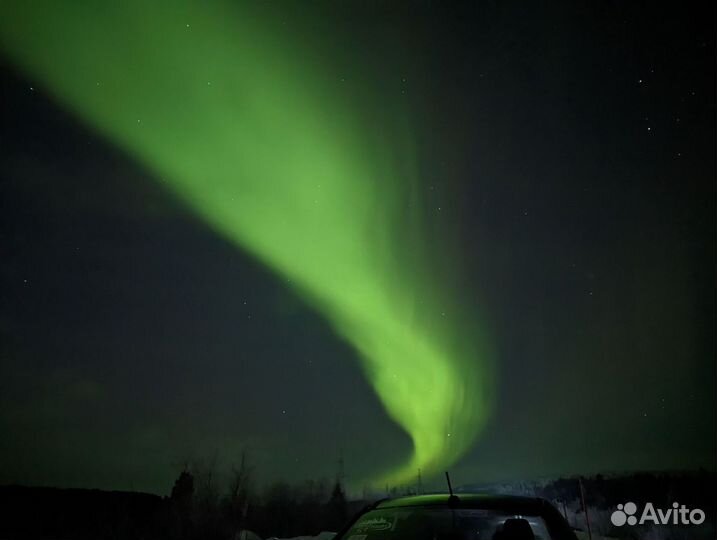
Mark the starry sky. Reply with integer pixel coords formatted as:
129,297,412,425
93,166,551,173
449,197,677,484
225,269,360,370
0,1,715,495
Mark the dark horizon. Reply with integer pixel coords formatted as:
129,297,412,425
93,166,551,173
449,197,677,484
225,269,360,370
1,470,715,539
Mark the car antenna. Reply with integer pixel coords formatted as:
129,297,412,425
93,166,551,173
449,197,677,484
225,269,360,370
445,471,454,496
445,471,460,504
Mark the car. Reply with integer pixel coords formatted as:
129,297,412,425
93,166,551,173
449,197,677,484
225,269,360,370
334,493,579,540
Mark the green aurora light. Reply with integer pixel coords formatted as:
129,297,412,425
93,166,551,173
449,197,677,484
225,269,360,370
0,1,493,486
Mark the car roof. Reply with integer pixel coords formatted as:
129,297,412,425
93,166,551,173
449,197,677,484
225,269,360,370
375,493,550,513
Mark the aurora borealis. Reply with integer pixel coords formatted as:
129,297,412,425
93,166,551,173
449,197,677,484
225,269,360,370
0,1,492,486
0,1,715,495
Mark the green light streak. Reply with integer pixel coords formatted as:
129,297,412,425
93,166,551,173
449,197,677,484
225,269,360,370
1,1,492,486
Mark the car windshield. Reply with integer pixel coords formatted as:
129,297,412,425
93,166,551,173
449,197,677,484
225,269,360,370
339,508,554,540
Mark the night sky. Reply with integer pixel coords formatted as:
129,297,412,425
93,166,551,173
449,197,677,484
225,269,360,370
1,1,715,495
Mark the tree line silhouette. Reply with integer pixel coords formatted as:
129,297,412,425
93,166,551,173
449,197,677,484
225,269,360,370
0,468,714,540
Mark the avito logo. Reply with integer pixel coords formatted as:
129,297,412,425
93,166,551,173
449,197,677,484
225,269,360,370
611,501,705,527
